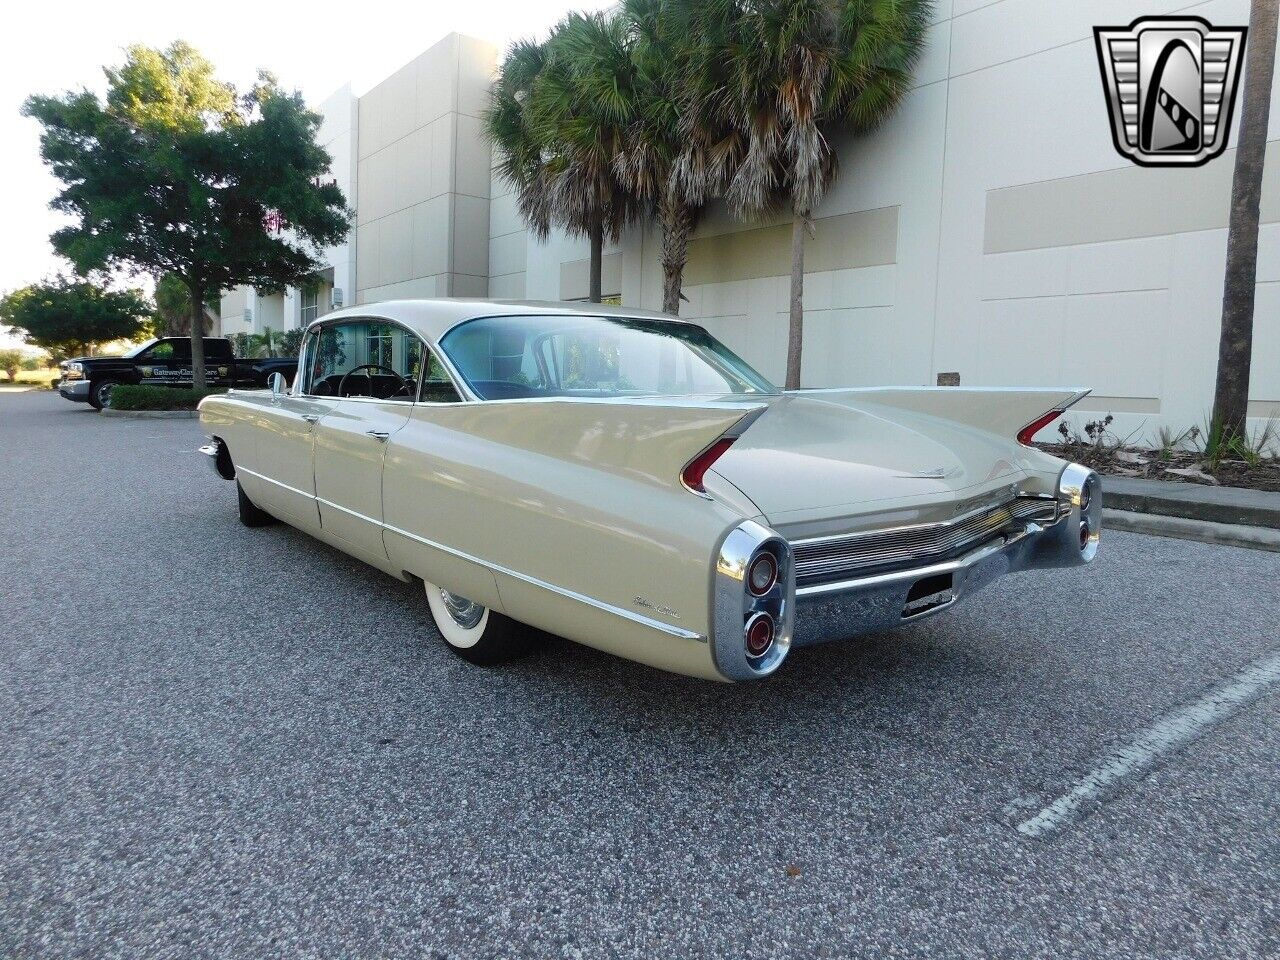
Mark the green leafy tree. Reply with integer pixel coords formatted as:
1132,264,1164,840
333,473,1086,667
689,0,931,387
24,42,350,387
278,328,304,359
0,349,23,382
0,278,152,360
1212,0,1278,445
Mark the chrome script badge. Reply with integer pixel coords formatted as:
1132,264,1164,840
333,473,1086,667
1094,16,1246,167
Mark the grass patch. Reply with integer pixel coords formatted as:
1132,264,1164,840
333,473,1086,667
109,385,226,411
2,366,60,388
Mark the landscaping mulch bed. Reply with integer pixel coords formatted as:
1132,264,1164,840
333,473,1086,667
1034,442,1280,493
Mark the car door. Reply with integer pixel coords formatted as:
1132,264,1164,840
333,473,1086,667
311,318,420,563
236,327,337,536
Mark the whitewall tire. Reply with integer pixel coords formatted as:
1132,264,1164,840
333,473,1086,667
423,581,540,665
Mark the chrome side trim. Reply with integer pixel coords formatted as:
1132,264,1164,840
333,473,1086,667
236,464,703,642
316,496,380,526
237,466,315,501
382,521,705,643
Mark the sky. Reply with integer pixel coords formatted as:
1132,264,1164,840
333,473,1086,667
0,0,612,348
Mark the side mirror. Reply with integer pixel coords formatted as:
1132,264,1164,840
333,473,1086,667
268,371,287,399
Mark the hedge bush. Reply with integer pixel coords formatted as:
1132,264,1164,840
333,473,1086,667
109,385,226,410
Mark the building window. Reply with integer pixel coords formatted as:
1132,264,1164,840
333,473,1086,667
367,326,394,369
300,287,319,326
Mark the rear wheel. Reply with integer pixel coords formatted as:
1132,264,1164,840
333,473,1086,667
88,380,118,410
237,481,276,527
424,581,538,665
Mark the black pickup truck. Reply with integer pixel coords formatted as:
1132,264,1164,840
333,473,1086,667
58,337,298,409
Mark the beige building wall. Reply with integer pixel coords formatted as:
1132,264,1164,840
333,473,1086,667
355,33,496,304
601,0,1280,441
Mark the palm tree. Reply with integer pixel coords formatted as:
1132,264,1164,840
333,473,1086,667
485,40,554,245
486,18,638,304
1212,0,1278,445
532,12,640,302
690,0,932,388
247,326,279,359
614,0,711,315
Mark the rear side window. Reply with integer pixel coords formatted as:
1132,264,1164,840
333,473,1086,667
203,339,234,360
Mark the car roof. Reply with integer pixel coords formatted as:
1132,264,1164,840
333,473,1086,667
306,298,695,345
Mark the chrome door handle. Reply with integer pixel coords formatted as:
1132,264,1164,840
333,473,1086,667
301,414,320,424
366,430,391,442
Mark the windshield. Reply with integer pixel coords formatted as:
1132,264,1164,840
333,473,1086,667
439,314,777,401
123,339,159,359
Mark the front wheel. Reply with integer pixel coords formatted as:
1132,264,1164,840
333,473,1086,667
88,380,118,410
424,581,539,665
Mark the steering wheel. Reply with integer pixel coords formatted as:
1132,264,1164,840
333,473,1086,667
337,364,411,399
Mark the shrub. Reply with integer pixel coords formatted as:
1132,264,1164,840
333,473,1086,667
0,348,22,381
279,328,304,358
109,384,226,410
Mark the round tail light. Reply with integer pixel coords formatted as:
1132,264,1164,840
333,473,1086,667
1080,482,1092,512
1079,520,1091,551
745,613,775,658
746,551,778,597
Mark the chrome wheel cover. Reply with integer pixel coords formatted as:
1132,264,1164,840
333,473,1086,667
439,589,485,630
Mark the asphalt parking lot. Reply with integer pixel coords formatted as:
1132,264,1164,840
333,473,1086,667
2,388,1278,959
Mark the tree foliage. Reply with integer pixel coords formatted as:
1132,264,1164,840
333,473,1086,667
487,18,641,303
24,41,350,386
0,278,152,360
0,349,23,382
153,273,216,337
488,0,930,352
685,0,931,387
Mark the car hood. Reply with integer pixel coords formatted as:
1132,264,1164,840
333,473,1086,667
708,393,1033,528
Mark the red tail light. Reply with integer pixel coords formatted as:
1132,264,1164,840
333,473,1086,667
1016,410,1061,446
682,438,735,494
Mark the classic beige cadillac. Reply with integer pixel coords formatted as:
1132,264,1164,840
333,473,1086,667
199,300,1100,681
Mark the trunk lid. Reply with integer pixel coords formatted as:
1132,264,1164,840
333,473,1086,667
708,393,1031,530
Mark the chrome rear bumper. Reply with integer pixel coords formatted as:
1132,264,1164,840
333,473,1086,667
792,463,1100,646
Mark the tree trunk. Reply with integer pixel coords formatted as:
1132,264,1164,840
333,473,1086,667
189,283,207,389
785,211,807,390
588,214,604,304
1212,0,1277,441
660,198,693,316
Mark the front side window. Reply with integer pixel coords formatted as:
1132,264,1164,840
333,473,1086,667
306,319,423,400
438,314,777,401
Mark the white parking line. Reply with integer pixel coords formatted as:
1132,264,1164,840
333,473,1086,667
1016,649,1280,839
